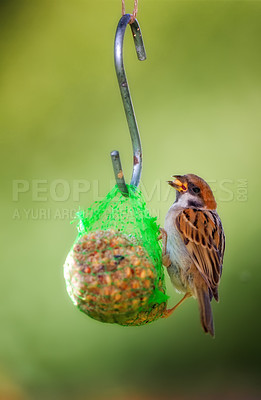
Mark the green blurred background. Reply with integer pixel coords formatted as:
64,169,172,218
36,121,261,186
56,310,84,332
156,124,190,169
1,0,260,399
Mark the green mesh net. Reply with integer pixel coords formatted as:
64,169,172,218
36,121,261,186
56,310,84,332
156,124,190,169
64,184,168,326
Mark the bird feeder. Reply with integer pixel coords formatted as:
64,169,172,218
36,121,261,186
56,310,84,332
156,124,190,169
64,14,168,325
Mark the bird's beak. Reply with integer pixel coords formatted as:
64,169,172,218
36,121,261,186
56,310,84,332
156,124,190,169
167,175,188,192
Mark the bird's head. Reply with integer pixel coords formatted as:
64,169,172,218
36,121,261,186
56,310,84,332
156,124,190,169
168,174,217,210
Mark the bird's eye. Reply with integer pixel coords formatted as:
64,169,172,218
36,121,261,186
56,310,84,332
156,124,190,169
192,186,200,194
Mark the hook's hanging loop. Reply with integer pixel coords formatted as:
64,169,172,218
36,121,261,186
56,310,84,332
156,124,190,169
111,14,146,196
122,0,138,24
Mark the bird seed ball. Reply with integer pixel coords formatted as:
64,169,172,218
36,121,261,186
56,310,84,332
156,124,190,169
64,229,157,324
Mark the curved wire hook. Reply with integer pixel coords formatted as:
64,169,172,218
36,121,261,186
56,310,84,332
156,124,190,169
111,14,146,196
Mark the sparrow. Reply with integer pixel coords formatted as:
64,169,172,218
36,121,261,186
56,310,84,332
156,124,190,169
161,174,225,337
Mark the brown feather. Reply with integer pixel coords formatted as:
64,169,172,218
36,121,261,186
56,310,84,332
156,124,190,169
196,285,215,337
176,209,225,300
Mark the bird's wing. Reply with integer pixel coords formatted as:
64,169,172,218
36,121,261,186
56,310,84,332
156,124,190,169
176,208,225,299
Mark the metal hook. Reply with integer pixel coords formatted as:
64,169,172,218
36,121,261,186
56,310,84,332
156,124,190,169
111,14,146,196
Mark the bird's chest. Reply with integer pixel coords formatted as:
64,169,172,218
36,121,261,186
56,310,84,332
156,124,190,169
164,208,192,292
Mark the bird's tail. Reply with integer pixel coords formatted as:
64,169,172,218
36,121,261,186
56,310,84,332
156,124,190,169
196,287,214,337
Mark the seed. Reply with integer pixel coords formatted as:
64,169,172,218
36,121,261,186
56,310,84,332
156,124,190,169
124,267,132,278
73,244,81,252
114,293,121,302
132,299,139,308
144,280,150,289
140,269,147,279
131,280,140,289
132,258,140,266
102,287,111,297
